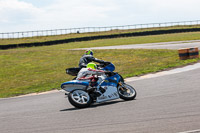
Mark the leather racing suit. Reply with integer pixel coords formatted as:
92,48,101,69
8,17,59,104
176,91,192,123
76,68,107,94
76,68,105,81
79,55,105,68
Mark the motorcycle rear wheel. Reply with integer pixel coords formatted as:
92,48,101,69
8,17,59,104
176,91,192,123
118,83,137,100
68,90,92,108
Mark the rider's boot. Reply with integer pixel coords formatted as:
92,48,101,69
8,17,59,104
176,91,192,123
95,87,106,95
99,87,106,93
92,87,106,97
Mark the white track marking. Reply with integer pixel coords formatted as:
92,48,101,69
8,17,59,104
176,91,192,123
178,129,200,133
125,63,200,82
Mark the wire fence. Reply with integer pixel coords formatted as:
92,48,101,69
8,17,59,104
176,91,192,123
1,20,200,39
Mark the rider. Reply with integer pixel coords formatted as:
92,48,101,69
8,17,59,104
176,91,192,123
79,50,108,68
76,62,109,96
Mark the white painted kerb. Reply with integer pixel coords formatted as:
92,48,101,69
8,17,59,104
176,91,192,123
125,63,200,82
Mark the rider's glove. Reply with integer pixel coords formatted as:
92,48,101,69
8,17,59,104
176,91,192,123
104,61,111,64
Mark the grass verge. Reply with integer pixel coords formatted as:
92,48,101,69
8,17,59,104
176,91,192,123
0,48,199,98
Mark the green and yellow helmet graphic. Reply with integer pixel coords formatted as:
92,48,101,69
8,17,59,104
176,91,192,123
85,50,93,55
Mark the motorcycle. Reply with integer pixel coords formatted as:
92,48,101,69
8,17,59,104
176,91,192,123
61,62,137,108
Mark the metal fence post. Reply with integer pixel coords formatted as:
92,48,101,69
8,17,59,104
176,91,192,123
1,20,200,39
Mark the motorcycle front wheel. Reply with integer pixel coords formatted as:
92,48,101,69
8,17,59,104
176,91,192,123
118,83,137,100
68,89,92,108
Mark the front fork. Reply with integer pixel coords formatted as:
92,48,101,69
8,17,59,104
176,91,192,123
118,82,127,91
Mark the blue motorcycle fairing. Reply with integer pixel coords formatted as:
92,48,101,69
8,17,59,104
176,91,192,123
102,63,115,72
61,80,89,88
101,74,121,87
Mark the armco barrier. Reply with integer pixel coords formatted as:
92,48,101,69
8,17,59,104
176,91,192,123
1,28,200,50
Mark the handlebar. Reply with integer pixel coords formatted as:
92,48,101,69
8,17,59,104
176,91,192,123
97,61,111,68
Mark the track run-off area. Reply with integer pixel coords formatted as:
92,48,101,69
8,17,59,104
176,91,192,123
1,40,200,133
76,40,200,50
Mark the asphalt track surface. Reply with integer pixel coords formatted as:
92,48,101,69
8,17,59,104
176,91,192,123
77,40,200,50
1,41,200,133
1,64,200,133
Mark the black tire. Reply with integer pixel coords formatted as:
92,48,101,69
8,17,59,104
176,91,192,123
118,83,137,101
68,90,92,108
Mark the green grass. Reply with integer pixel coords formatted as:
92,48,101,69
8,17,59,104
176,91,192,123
1,25,200,45
0,47,199,98
1,30,200,98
